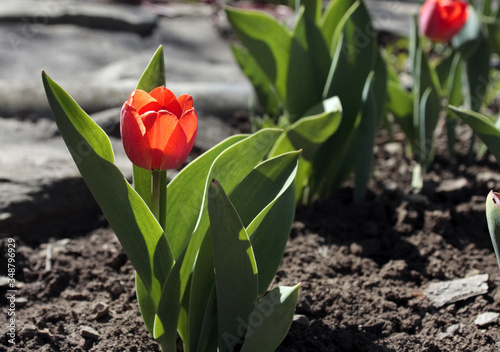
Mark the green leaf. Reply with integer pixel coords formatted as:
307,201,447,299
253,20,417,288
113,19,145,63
269,98,342,202
319,0,359,53
316,0,377,196
232,151,299,293
136,272,157,335
154,251,184,352
158,129,282,352
353,72,377,202
188,232,216,352
136,45,166,92
166,134,247,260
463,36,490,112
208,179,259,352
187,149,299,351
246,185,296,295
225,6,292,100
387,80,413,119
302,0,322,22
450,105,500,161
231,44,281,117
410,16,442,168
239,284,301,352
485,17,500,55
286,6,331,120
418,86,440,169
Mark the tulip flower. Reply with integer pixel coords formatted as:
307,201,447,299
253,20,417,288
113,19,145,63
120,86,198,171
419,0,469,42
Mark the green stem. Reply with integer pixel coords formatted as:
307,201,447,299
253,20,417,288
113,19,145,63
151,170,168,231
152,170,162,223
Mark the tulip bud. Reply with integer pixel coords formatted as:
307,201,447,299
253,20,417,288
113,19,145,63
419,0,469,42
120,87,198,171
486,190,500,270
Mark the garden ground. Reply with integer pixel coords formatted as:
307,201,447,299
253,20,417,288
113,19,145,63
3,123,500,352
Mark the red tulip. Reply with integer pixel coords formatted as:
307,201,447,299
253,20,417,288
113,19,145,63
419,0,469,42
120,87,198,171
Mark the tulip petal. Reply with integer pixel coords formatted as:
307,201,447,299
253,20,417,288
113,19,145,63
127,90,160,116
121,104,154,170
161,123,190,170
177,95,194,112
179,108,198,144
150,87,182,117
142,111,180,170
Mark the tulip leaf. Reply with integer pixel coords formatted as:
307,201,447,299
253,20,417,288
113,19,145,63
231,44,281,117
42,72,171,321
317,0,378,195
449,105,500,162
187,231,216,352
240,284,300,352
154,250,183,351
166,134,247,260
353,72,377,202
187,149,299,350
157,129,282,351
136,45,166,92
207,179,258,352
231,151,299,294
246,183,296,295
286,6,331,120
319,0,359,53
269,100,342,203
485,17,500,55
463,36,490,112
135,272,157,335
225,6,291,101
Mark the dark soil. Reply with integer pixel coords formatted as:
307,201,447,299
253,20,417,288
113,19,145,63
3,124,500,352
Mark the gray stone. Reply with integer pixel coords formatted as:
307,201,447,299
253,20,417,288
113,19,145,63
293,314,310,328
436,178,468,193
365,0,421,36
0,1,158,36
475,312,499,327
80,325,100,339
423,274,489,308
437,323,464,339
0,3,252,119
384,142,402,155
0,117,131,240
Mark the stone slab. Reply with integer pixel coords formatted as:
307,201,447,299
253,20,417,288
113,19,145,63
0,0,158,36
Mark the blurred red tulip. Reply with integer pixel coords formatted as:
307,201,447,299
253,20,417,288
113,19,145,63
420,0,469,42
120,87,198,171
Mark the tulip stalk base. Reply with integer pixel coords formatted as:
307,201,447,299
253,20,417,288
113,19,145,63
151,170,167,231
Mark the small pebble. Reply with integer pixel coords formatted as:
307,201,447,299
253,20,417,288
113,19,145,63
20,324,37,339
16,296,28,307
92,302,110,320
475,312,499,327
80,325,100,339
37,327,54,340
61,289,87,301
437,323,463,340
293,314,310,328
